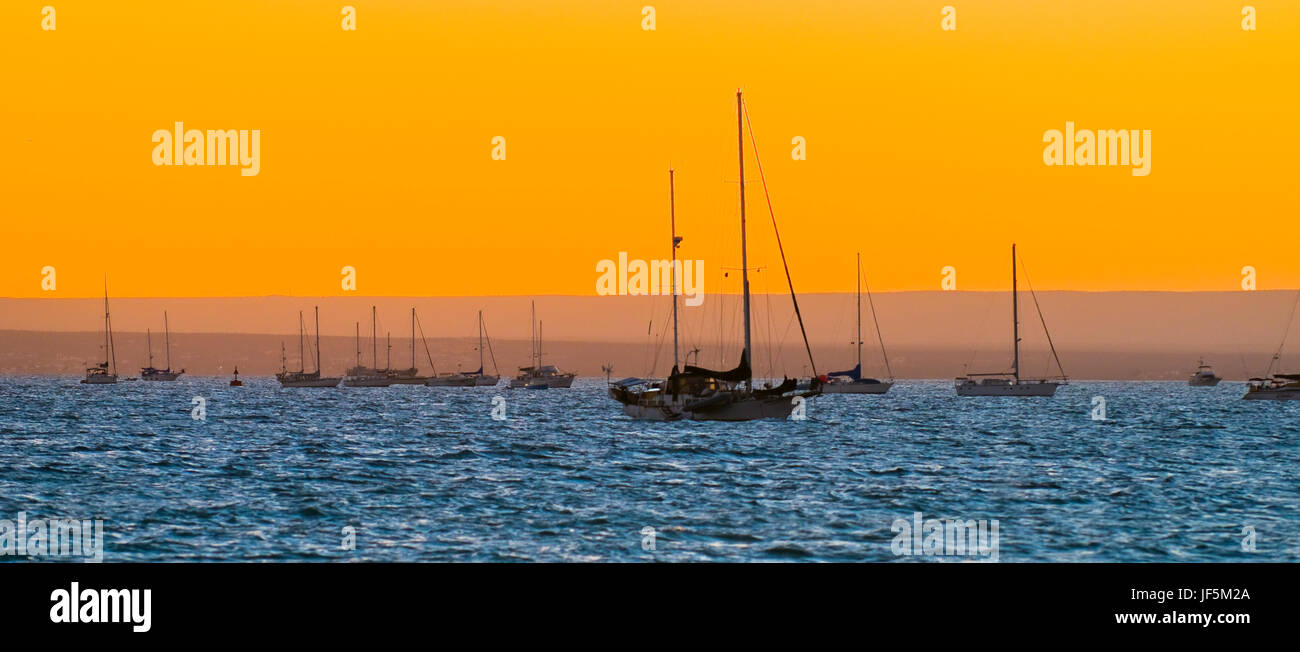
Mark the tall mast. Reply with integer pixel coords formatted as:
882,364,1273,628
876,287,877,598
530,301,537,368
737,89,752,391
856,253,863,371
314,306,321,374
164,311,171,371
355,322,361,367
371,306,377,370
478,311,485,371
410,308,416,371
1012,243,1019,382
670,168,680,372
147,328,153,368
103,282,110,367
386,331,391,371
298,310,305,373
102,279,115,373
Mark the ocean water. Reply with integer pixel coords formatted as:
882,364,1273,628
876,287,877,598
0,377,1296,562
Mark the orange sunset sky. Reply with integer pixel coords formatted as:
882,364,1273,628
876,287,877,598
1,1,1297,298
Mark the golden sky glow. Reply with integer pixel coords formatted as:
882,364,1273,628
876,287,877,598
2,1,1298,298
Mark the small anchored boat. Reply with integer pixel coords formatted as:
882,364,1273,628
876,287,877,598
1188,359,1221,387
276,308,342,388
82,281,118,385
824,253,893,395
1244,291,1300,400
955,244,1066,397
140,311,184,381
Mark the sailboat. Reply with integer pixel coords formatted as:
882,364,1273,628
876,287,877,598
470,312,502,386
344,306,394,387
509,302,576,388
609,91,822,420
82,281,118,384
1244,290,1300,400
427,311,501,387
141,311,184,380
955,244,1066,397
390,308,433,385
824,253,893,394
1188,359,1221,387
276,307,342,387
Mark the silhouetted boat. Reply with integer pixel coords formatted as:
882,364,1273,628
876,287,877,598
955,244,1066,397
1244,290,1300,400
140,311,184,381
276,308,341,388
610,91,821,420
825,253,893,394
509,303,575,388
390,308,433,385
1188,359,1221,387
82,281,118,385
344,306,394,387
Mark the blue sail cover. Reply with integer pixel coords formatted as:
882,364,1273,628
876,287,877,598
828,364,862,380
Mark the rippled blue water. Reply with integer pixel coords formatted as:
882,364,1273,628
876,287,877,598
0,377,1296,562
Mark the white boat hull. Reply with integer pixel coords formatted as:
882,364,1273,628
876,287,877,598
955,381,1059,397
823,381,892,394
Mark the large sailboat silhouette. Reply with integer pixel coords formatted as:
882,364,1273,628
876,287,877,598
609,90,821,420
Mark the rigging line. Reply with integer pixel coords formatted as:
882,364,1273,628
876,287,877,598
1264,289,1300,377
861,263,894,380
741,98,817,378
480,314,500,375
413,312,436,374
1017,255,1067,380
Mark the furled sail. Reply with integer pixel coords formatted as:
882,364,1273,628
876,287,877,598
827,363,862,380
672,350,751,383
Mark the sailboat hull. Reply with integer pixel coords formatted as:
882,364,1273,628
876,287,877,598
141,369,183,381
619,392,800,421
388,377,429,385
343,376,394,387
1243,387,1300,400
81,375,118,385
427,375,476,387
474,375,500,386
955,381,1059,397
824,381,892,394
278,374,342,388
508,375,575,389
